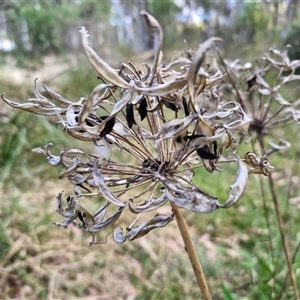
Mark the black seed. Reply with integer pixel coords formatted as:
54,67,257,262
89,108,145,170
176,136,182,143
196,147,218,160
246,75,256,91
100,117,115,137
78,211,85,226
213,141,218,156
184,134,205,141
138,97,147,121
126,103,136,128
77,183,91,193
86,120,94,127
182,97,189,116
99,115,108,121
163,100,178,112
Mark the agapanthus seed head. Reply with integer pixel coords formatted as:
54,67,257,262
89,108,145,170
7,11,300,245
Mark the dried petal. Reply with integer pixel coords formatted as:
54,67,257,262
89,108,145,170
222,153,248,208
1,94,66,116
128,194,168,214
140,10,163,85
53,192,95,230
113,227,127,243
187,37,222,103
93,206,125,231
126,212,174,241
79,27,130,89
42,82,73,106
92,159,126,207
134,76,187,96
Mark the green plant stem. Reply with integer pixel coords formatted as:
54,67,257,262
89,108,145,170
258,137,299,300
267,173,299,300
170,202,212,300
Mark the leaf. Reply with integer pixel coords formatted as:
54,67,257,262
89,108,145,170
79,27,130,89
126,103,136,128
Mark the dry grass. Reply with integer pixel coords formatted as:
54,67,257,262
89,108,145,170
0,179,202,300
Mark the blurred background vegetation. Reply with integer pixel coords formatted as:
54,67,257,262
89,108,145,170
1,0,300,65
0,0,300,299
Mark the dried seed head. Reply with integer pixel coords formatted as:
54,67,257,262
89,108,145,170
3,11,297,244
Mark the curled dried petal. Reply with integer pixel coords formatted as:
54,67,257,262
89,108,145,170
79,27,130,89
134,76,187,96
93,206,125,231
92,159,126,207
126,212,174,241
222,153,248,208
1,94,67,116
128,194,168,214
113,227,127,243
187,37,222,103
140,10,163,85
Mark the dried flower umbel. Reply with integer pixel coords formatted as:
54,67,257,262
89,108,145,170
9,10,300,299
1,11,276,245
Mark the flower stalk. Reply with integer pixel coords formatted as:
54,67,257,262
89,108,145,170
171,202,212,300
258,136,299,300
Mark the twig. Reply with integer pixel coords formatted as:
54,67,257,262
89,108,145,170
170,202,212,300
